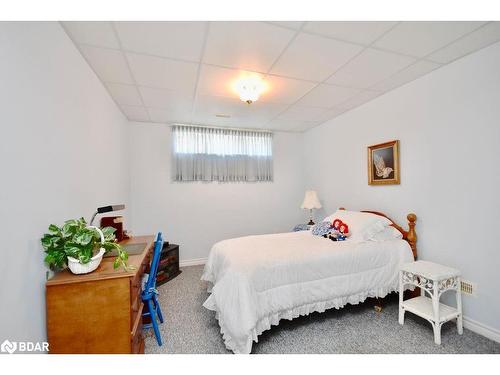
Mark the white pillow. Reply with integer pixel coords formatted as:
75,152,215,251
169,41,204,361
371,226,403,241
323,210,392,243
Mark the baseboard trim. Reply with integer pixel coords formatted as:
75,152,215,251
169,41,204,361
180,257,207,267
463,316,500,343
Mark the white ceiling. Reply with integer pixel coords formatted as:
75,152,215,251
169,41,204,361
62,21,500,132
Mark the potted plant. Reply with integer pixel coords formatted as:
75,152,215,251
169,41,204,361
42,217,133,274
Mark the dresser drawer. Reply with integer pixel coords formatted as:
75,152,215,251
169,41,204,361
140,261,148,275
131,270,142,289
142,253,151,273
130,250,153,329
131,330,145,354
130,279,141,323
131,303,144,354
131,291,142,329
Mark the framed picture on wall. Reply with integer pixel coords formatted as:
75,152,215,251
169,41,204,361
368,140,400,185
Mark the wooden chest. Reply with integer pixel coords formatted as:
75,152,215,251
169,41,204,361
45,236,154,354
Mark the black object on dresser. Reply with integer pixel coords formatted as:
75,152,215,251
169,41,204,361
156,243,181,286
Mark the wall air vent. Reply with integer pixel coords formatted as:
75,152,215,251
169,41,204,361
460,279,477,296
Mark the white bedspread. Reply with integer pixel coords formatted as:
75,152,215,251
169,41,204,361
201,230,414,353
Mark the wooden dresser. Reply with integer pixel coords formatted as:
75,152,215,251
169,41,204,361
46,235,154,354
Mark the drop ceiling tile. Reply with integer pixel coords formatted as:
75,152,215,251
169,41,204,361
267,21,305,30
374,21,485,58
371,60,441,92
126,53,198,92
291,121,323,132
191,113,242,128
276,105,328,122
139,87,193,110
212,116,272,129
303,21,397,45
105,83,143,106
266,118,319,131
237,102,289,122
193,95,245,118
314,107,349,123
427,22,500,63
147,107,193,124
79,45,134,84
114,21,206,62
197,65,259,98
264,118,297,130
62,21,120,49
261,75,316,104
327,48,415,89
295,83,360,108
203,22,295,72
120,105,149,121
336,90,383,110
270,33,363,81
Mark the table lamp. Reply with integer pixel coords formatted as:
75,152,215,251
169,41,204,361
89,204,125,226
301,191,321,225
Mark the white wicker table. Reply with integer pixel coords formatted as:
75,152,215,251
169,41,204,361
399,260,463,345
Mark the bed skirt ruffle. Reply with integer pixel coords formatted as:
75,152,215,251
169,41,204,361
203,284,398,354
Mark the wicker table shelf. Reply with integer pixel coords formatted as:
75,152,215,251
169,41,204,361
399,260,463,345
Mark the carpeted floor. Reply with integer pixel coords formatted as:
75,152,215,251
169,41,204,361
144,265,500,354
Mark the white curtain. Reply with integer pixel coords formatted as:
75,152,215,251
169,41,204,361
172,125,273,182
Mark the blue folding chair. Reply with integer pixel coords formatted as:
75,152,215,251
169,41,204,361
142,232,164,346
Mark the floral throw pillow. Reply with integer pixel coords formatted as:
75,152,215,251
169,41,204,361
311,221,332,236
292,224,310,232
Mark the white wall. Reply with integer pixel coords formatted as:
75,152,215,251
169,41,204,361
303,41,500,333
0,22,130,342
128,123,306,262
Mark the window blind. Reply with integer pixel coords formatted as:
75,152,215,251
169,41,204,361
172,125,273,182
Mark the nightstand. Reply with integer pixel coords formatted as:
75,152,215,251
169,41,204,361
399,261,463,345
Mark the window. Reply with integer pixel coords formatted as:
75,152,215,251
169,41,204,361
172,125,273,182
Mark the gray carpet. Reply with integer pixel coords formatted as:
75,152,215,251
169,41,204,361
144,265,500,354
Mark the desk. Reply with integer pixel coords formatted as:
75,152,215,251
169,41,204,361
46,235,154,354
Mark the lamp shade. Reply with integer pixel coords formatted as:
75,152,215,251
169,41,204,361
301,190,322,210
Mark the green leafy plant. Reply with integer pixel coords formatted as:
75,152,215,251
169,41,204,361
41,217,133,271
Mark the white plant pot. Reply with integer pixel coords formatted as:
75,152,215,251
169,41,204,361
67,226,106,275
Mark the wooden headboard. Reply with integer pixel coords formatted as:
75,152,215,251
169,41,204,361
339,208,417,260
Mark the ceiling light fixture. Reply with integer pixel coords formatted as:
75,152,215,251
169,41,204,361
233,75,267,105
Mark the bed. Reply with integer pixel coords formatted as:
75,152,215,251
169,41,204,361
201,209,417,354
